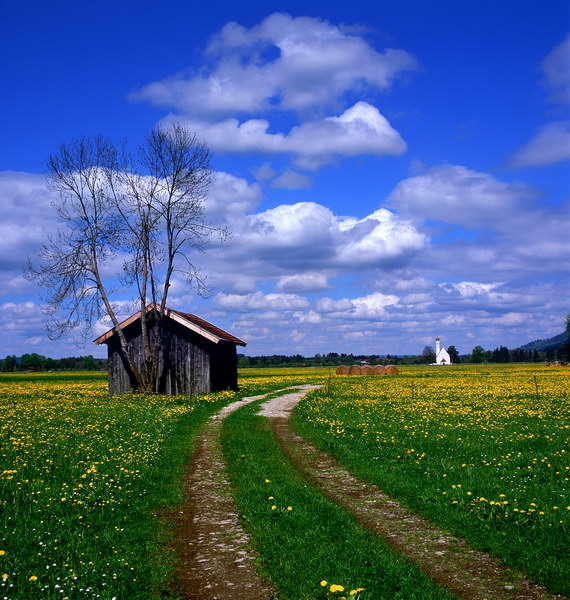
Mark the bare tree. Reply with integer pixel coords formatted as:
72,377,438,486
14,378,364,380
26,124,226,392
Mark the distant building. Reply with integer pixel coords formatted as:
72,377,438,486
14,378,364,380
435,337,451,365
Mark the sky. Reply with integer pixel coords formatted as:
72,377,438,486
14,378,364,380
1,0,569,358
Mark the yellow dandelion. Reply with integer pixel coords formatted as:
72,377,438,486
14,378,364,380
320,580,328,587
271,505,277,510
2,574,7,580
287,506,293,511
330,584,345,592
0,550,5,556
29,575,38,581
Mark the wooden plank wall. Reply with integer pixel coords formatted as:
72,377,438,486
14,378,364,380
105,316,238,395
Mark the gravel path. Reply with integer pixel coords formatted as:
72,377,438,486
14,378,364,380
169,392,275,600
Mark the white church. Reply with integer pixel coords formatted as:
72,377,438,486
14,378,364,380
434,337,451,365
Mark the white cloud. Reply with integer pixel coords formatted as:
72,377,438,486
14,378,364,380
226,201,425,273
315,297,354,313
315,292,399,319
271,170,313,189
276,272,330,293
252,162,276,182
542,35,570,105
207,171,262,221
167,101,406,168
509,121,570,168
388,165,535,228
215,290,309,311
442,315,465,326
492,312,526,326
351,292,399,318
442,281,502,298
0,171,56,269
132,13,417,118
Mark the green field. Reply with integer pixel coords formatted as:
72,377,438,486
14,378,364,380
294,364,570,595
0,365,568,598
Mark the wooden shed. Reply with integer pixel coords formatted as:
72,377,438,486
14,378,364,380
93,305,246,395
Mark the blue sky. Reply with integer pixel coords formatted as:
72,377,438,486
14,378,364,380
1,0,569,358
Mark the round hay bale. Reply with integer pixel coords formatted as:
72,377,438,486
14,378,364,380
336,365,349,375
385,365,399,376
361,365,373,376
348,365,362,376
373,365,386,376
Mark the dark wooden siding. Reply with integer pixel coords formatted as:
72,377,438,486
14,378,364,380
106,315,239,395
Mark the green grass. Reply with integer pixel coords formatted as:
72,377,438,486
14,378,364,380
0,373,239,600
221,398,456,600
0,371,328,599
292,364,570,596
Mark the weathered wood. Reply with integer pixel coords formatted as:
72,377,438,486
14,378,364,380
105,314,240,395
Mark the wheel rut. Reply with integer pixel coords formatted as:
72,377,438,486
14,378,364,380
259,391,566,600
169,393,276,600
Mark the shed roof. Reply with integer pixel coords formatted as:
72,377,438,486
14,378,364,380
93,304,246,346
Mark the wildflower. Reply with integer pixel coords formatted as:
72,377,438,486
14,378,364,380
0,551,5,556
265,479,270,483
320,580,328,587
2,574,7,580
271,505,277,510
287,506,293,511
330,584,345,592
29,575,38,581
268,496,274,500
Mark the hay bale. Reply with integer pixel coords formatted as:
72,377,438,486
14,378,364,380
373,365,386,376
348,365,362,376
336,365,349,375
361,365,373,375
385,365,398,375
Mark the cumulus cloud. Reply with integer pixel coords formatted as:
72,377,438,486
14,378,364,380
206,171,262,221
132,13,417,118
315,297,355,313
387,165,535,228
224,201,425,273
215,290,309,311
166,101,406,168
314,292,399,319
441,281,502,298
276,272,331,293
0,171,56,269
508,121,570,168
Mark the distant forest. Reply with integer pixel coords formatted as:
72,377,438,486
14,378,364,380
1,335,567,372
238,342,568,368
0,354,107,372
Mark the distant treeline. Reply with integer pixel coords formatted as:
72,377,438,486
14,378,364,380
1,341,566,373
0,354,107,372
239,343,568,368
